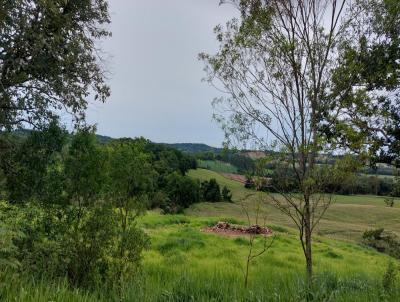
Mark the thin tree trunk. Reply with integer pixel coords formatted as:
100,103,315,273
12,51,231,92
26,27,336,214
304,193,313,296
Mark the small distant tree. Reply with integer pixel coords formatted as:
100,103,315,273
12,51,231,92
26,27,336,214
384,197,395,208
244,174,255,190
201,178,222,202
163,172,200,213
222,186,232,202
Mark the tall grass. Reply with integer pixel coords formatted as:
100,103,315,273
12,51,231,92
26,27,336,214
1,212,398,301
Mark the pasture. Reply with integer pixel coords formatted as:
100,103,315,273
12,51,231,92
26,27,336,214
1,169,399,302
188,169,400,242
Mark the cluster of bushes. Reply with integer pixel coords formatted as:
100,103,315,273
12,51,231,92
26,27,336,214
362,228,400,259
160,177,232,214
201,179,232,202
247,162,398,197
0,123,157,292
0,122,201,294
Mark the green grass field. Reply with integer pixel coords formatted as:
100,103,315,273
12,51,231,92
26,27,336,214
2,168,400,301
197,160,238,174
4,211,393,301
188,169,400,242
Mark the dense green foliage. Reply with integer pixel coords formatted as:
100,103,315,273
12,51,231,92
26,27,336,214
0,124,199,293
161,172,200,213
322,0,400,166
0,0,111,130
363,228,400,259
200,178,222,202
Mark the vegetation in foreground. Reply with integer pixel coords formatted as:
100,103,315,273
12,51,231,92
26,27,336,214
1,0,400,300
0,211,399,301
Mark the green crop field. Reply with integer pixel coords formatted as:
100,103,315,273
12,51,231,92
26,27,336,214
197,160,239,174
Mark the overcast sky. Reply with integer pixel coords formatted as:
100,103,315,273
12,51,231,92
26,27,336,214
85,0,238,147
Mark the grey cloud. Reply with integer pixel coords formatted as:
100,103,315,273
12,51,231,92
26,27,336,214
86,0,238,147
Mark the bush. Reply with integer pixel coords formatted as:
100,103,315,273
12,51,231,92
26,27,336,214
244,175,255,189
363,228,400,258
221,186,232,202
162,172,200,213
384,197,395,207
201,179,221,202
383,261,398,292
0,201,148,289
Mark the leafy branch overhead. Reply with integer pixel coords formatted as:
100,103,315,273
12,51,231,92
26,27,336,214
0,0,111,130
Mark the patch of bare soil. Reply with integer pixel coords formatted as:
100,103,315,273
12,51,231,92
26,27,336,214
220,173,247,184
203,221,273,237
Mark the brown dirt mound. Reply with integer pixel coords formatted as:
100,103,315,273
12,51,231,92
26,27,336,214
203,221,273,237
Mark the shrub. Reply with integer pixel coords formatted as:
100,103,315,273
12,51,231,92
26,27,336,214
201,179,221,202
162,172,200,213
244,175,255,189
384,197,395,207
383,261,398,292
363,228,400,258
0,201,148,290
221,186,232,202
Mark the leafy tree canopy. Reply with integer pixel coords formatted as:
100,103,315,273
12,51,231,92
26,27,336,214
0,0,111,131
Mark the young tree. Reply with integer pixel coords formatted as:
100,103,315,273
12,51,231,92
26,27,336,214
64,127,108,220
200,0,354,282
240,194,274,288
201,178,222,202
163,172,200,213
107,139,154,288
222,185,232,202
0,0,111,131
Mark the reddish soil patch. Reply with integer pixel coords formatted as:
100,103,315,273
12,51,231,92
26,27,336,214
203,221,273,237
221,173,247,184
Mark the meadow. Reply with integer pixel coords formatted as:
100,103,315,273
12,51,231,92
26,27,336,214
188,169,400,242
197,160,239,174
2,168,399,301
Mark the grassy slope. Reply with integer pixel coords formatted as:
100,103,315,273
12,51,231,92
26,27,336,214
187,169,400,242
138,212,391,301
3,168,399,301
197,159,238,174
6,212,392,301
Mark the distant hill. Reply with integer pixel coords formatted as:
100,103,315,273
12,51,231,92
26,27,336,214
95,134,113,144
3,129,114,145
164,143,222,154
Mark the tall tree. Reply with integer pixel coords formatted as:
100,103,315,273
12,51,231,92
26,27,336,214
0,0,111,131
200,0,353,283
